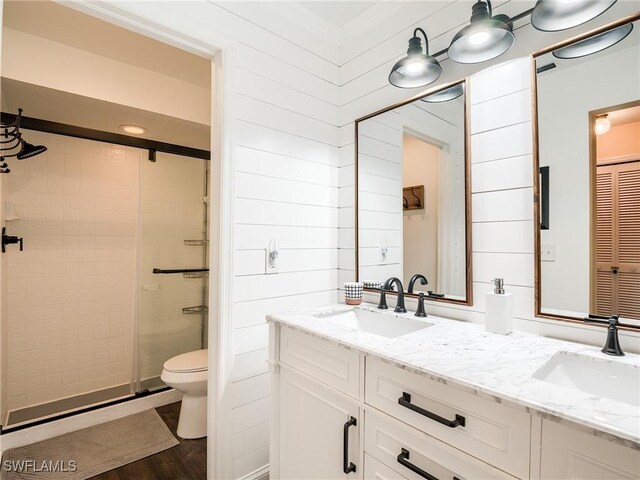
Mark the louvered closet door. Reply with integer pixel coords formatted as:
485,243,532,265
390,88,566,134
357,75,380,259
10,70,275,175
595,162,640,318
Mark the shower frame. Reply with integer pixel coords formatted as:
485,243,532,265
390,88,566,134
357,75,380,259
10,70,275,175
0,113,211,430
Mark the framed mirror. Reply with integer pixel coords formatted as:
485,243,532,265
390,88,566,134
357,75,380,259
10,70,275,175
533,16,640,328
355,80,471,305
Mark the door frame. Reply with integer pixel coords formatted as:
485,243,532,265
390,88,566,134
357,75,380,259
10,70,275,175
588,100,640,314
41,2,236,478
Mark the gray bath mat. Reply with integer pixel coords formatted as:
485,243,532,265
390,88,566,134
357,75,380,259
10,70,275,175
2,409,178,479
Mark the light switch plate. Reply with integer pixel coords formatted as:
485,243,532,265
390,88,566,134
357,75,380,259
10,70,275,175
265,248,279,274
541,244,556,262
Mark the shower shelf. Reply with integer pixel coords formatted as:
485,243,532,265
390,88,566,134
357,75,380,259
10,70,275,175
184,239,208,247
182,305,208,315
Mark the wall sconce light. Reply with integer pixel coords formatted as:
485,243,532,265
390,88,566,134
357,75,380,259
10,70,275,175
595,114,611,135
553,22,633,59
387,0,629,92
531,0,617,32
421,83,465,103
388,28,442,88
448,0,515,64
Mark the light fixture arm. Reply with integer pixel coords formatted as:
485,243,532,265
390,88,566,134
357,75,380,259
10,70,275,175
413,27,430,54
486,0,493,18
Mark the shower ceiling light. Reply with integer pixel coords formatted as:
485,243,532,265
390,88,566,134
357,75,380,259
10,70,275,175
595,114,611,135
421,84,465,103
553,22,633,58
389,28,442,88
531,0,617,32
120,124,147,135
448,0,515,64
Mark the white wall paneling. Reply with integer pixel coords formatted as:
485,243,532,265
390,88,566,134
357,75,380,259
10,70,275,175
33,1,343,478
4,2,639,477
471,155,533,193
340,46,639,353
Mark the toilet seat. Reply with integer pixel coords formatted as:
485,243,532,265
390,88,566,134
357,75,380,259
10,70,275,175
163,349,208,373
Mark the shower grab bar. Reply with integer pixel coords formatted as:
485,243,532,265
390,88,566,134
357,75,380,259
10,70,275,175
153,268,209,274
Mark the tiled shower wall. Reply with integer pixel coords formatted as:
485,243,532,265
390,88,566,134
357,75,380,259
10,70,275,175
4,131,139,411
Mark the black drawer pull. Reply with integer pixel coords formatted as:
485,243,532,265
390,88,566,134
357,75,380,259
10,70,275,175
398,392,465,428
397,448,438,480
397,449,462,480
343,416,357,474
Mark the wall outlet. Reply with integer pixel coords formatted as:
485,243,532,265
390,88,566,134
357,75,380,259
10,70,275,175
265,248,279,274
541,244,556,262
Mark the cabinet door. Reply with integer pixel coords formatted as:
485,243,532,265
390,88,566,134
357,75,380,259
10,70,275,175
540,420,640,479
280,367,360,480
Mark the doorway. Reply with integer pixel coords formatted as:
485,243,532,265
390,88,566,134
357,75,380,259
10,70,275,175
592,103,640,319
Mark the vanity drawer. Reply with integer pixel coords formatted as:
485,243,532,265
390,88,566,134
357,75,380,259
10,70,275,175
365,408,518,480
280,327,361,399
365,358,530,479
364,453,409,480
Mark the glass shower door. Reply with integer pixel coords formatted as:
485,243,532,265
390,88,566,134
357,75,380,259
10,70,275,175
137,152,209,391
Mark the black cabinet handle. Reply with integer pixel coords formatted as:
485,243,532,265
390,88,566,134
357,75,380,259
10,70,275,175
398,392,465,428
397,448,438,480
342,416,357,474
397,449,462,480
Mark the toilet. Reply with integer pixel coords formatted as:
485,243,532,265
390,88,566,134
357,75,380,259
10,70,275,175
161,349,208,439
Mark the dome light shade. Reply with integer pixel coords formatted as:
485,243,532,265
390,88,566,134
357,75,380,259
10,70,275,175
553,23,633,59
595,114,611,135
17,141,47,160
389,28,442,88
531,0,617,32
421,84,465,103
448,1,515,64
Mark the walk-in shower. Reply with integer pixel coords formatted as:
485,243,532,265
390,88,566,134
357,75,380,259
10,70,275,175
0,126,210,427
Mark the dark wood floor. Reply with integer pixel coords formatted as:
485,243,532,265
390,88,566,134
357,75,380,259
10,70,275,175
90,402,207,480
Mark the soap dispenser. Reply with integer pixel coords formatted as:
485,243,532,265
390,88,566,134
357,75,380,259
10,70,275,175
485,278,513,335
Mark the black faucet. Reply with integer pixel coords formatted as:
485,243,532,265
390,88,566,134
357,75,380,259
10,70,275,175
407,274,428,294
583,314,624,356
383,277,407,313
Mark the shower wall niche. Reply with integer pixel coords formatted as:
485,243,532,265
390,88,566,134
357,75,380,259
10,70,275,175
1,130,209,425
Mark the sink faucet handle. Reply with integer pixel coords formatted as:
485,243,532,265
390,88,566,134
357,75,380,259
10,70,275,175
583,313,624,356
377,289,388,310
415,293,427,318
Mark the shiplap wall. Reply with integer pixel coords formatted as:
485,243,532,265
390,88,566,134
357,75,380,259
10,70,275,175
227,36,340,480
338,2,640,352
348,56,534,317
357,111,403,284
52,2,342,478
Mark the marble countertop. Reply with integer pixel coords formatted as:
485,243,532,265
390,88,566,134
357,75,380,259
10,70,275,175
267,303,640,449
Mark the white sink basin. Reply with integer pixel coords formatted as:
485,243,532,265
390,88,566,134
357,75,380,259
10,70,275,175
314,308,432,338
533,352,640,407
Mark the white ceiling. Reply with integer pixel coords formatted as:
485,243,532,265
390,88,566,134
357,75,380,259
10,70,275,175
1,79,211,150
608,105,640,127
1,1,210,149
2,0,211,89
293,1,381,28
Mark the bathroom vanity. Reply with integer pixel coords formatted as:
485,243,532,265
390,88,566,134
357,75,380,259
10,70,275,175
267,305,640,480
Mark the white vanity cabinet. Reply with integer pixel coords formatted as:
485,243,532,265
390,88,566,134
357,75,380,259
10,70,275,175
539,421,640,480
278,367,361,480
270,324,640,480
